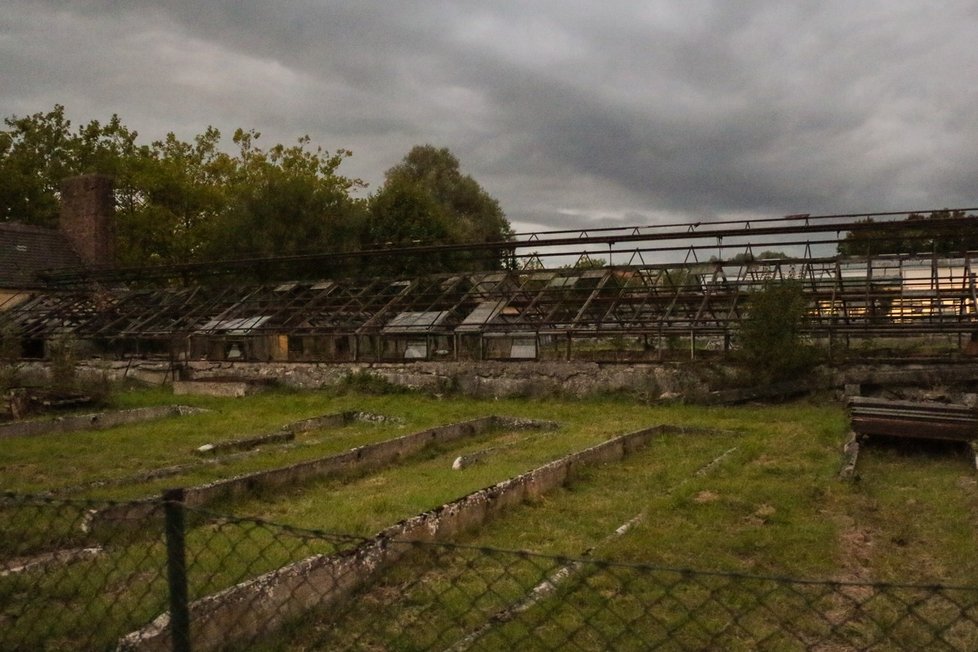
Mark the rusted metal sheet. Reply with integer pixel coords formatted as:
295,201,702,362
848,397,978,442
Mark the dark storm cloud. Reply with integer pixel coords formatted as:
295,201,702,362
4,1,978,229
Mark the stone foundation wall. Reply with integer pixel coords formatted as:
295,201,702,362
89,416,547,530
18,358,978,402
0,405,206,440
46,358,712,399
119,424,704,651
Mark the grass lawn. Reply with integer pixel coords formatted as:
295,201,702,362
3,386,978,650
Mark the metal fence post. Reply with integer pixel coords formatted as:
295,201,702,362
163,488,191,652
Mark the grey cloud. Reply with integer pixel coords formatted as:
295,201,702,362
4,1,978,229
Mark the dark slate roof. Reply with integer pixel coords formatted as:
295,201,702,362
0,222,82,289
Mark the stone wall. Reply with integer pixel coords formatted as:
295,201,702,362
21,358,978,402
179,360,711,399
21,358,713,399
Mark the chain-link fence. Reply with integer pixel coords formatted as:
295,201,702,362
3,491,978,651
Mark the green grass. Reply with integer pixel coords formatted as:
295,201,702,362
5,387,978,650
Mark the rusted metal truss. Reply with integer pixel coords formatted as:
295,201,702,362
3,209,978,361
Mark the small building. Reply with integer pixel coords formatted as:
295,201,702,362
0,223,83,311
1,174,115,312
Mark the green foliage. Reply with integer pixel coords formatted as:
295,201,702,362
0,105,140,227
365,177,452,276
212,131,367,277
2,109,514,279
47,335,77,392
1,107,369,271
334,370,410,395
113,128,232,266
0,323,22,391
737,280,818,384
367,145,512,274
837,210,978,257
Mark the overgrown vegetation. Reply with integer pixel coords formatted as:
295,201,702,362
334,370,412,396
737,279,820,384
0,106,512,278
0,322,21,392
46,335,77,393
5,387,978,649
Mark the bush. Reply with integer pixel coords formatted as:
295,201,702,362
335,370,410,395
737,280,819,384
0,323,23,392
47,335,77,393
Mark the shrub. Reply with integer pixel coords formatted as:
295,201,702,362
47,335,77,393
737,280,819,384
0,323,22,392
335,370,409,395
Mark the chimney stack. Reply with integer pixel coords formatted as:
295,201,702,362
59,174,115,267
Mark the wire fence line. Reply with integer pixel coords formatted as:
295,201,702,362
3,491,978,651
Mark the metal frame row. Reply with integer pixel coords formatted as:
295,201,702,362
3,209,978,361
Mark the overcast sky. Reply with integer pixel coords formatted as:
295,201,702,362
4,1,978,232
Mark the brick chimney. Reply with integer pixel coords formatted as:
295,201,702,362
59,174,115,266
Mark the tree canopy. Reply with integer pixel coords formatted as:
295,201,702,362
1,107,511,278
710,250,788,264
366,145,512,274
837,210,978,257
0,105,141,229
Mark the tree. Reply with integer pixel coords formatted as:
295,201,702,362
365,177,451,276
0,105,141,227
209,130,366,277
114,128,234,266
1,109,514,281
737,280,818,384
367,145,512,273
1,107,369,275
837,211,978,257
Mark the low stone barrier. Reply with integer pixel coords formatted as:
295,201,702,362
90,416,545,531
194,431,295,455
119,424,708,651
285,410,356,433
0,405,207,440
173,378,274,398
193,411,395,455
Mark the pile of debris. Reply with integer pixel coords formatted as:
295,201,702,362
841,397,978,479
2,387,95,420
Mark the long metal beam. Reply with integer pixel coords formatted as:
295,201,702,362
38,209,978,285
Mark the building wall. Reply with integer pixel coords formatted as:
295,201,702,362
59,174,115,266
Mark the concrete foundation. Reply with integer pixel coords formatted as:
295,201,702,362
173,378,274,397
89,415,549,531
118,423,709,651
194,411,394,455
0,405,206,440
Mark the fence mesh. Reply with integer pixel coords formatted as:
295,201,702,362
3,491,978,651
